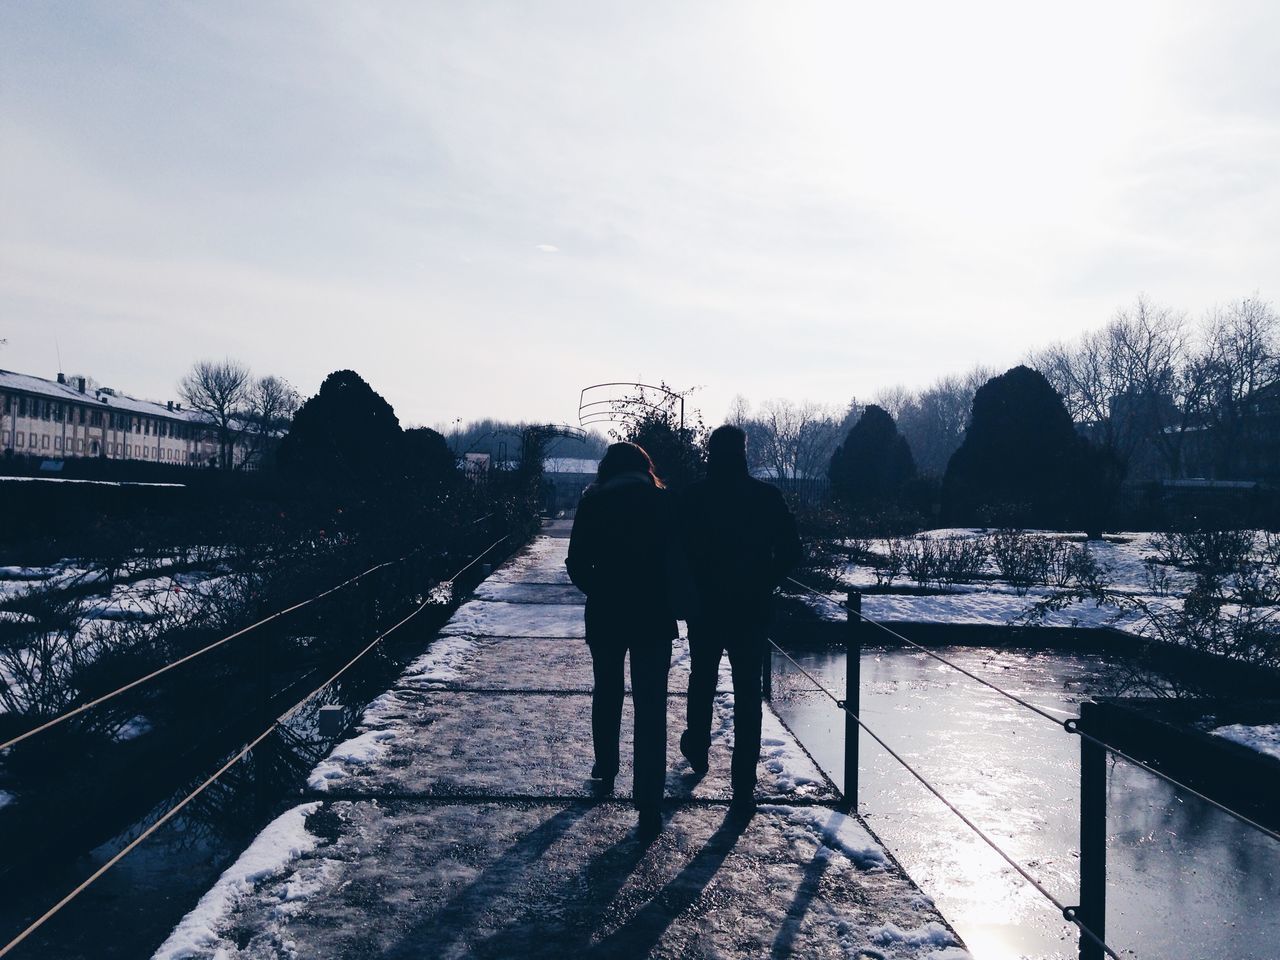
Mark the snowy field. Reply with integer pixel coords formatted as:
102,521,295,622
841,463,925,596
808,529,1233,631
0,552,234,715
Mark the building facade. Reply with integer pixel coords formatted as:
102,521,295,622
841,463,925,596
0,369,229,467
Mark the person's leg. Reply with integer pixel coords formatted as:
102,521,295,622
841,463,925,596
726,629,767,798
589,642,625,781
629,636,673,817
682,622,722,768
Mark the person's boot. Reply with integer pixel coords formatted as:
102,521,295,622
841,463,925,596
727,790,756,826
636,808,663,844
679,730,709,775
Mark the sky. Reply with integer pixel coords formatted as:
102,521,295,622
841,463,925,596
2,1,1278,428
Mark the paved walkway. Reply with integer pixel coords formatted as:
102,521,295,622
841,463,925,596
155,529,969,960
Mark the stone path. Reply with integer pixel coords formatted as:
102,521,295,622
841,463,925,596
154,529,969,960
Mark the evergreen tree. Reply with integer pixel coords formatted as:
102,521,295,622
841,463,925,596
941,365,1108,530
276,370,403,486
828,404,916,505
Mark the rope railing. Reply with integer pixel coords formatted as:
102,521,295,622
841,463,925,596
785,575,1280,844
0,520,502,755
0,535,510,958
765,636,1122,959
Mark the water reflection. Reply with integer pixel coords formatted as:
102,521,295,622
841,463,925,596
771,645,1280,960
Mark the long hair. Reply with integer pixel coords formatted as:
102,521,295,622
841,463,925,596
596,441,664,488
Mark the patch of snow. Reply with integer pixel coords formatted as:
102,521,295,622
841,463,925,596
307,726,401,791
441,598,584,638
761,804,888,870
868,920,960,949
114,715,153,741
152,802,321,960
760,707,825,793
1211,723,1280,762
401,635,481,687
0,790,14,811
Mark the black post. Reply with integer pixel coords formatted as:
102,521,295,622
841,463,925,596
1078,701,1106,960
762,643,773,702
843,589,861,811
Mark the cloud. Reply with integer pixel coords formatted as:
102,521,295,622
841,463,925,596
534,244,560,253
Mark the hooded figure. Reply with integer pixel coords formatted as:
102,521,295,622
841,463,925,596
566,441,677,841
678,425,802,816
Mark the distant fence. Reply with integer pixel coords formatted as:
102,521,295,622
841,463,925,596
763,476,830,510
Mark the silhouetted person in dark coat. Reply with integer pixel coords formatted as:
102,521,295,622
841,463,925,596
566,442,676,841
679,425,802,815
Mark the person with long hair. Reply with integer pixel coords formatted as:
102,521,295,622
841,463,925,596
565,441,676,841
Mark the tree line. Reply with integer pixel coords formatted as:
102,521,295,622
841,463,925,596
644,292,1279,532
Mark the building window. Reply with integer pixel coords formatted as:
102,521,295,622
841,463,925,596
55,437,62,450
16,433,23,447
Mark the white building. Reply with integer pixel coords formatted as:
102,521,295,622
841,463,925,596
0,369,229,467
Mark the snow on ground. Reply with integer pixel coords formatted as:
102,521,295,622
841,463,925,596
113,715,153,741
307,691,408,791
163,534,964,959
824,529,1208,633
441,598,586,638
152,802,322,960
760,708,827,793
400,635,484,687
1211,723,1280,762
0,790,14,811
761,804,889,870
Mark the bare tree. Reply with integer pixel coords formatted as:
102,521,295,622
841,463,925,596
755,399,842,480
180,359,252,469
241,375,301,468
1198,295,1280,477
1031,296,1189,479
894,366,991,477
871,384,911,422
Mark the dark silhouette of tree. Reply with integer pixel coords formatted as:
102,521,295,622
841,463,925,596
828,404,916,506
276,370,403,487
403,426,457,485
626,410,705,488
941,365,1112,531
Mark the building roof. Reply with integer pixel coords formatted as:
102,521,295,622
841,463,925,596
0,369,201,423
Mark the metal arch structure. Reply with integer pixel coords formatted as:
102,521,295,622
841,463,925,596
518,423,588,466
578,382,685,433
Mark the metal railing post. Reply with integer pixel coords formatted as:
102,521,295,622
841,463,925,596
762,641,773,702
843,589,861,811
1078,701,1107,960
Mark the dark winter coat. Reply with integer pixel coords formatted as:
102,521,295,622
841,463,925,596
566,472,679,645
679,469,803,628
